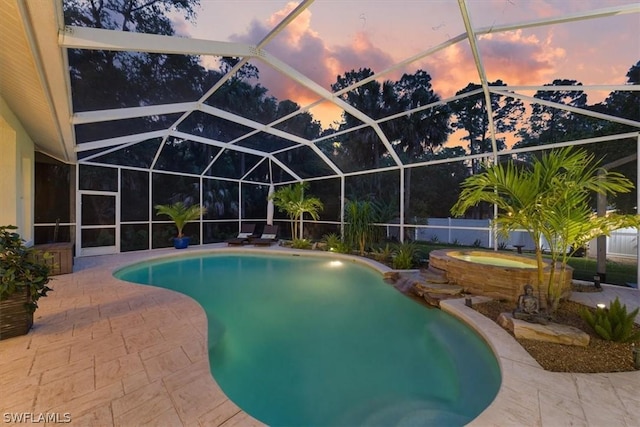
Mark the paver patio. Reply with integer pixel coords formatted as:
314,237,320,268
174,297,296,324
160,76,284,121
1,245,638,426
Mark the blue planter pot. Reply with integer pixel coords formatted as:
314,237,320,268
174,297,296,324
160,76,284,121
173,236,190,249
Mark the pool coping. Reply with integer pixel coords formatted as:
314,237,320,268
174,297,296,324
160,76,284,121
1,244,638,426
441,294,640,426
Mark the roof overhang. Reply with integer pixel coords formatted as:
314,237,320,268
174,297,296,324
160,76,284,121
0,0,74,163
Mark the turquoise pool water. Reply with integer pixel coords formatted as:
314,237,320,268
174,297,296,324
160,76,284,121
116,253,501,426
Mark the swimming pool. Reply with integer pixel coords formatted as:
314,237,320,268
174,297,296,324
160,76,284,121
116,252,501,426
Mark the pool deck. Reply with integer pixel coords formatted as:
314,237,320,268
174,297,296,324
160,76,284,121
1,244,638,426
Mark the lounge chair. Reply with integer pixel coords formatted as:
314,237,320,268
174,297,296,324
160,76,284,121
226,223,257,246
251,224,279,246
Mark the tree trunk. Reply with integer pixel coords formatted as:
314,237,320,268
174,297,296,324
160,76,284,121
535,246,546,309
404,168,412,234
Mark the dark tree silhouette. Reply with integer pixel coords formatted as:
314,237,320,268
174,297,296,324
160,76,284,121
451,80,524,174
515,79,590,150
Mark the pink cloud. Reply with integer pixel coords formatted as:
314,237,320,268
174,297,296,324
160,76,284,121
227,3,395,126
220,2,633,128
418,29,566,100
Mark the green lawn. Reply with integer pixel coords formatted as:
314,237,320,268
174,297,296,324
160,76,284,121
564,257,637,287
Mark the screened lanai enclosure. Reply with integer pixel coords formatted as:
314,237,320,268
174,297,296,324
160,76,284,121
2,0,638,257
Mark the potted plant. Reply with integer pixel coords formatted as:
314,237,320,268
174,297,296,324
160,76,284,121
154,202,207,249
0,225,52,340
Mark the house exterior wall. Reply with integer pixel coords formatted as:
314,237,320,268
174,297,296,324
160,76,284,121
0,95,35,244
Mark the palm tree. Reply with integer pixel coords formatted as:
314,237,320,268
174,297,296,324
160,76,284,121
451,147,637,312
155,202,206,239
270,182,323,240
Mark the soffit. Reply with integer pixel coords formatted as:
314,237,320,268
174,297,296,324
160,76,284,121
0,0,73,163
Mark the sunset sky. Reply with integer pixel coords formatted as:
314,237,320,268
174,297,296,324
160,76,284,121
171,0,639,130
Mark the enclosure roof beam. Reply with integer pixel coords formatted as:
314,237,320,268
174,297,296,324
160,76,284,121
491,89,640,128
59,26,254,57
320,4,639,106
169,131,301,181
198,105,343,176
475,4,639,36
79,139,147,162
255,0,315,49
72,102,198,125
458,0,499,158
260,50,403,166
498,84,640,93
75,130,168,152
501,132,640,157
199,104,324,148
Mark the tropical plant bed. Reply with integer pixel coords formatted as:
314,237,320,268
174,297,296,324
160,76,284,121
473,298,640,373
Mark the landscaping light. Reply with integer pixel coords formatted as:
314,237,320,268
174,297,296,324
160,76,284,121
596,303,606,310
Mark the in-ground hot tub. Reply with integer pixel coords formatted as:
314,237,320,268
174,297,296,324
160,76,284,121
429,249,572,303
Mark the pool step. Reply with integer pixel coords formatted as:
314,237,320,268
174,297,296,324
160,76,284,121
413,283,464,307
416,267,462,307
384,268,463,307
419,266,449,284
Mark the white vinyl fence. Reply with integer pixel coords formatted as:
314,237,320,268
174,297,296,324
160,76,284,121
404,218,637,260
587,227,638,260
411,218,536,250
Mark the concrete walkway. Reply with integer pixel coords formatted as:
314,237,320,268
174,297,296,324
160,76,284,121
1,245,638,426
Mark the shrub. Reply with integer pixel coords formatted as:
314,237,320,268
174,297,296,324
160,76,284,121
291,238,312,249
322,233,351,253
0,225,52,313
332,241,352,254
322,233,341,251
344,200,376,256
371,244,393,263
579,298,640,343
392,242,421,270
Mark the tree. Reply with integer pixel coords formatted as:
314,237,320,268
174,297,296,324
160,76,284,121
515,79,591,151
451,81,524,173
391,70,451,224
331,69,452,213
64,0,208,112
451,147,637,313
270,182,323,240
449,81,525,219
409,147,470,218
582,62,640,214
331,69,403,197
